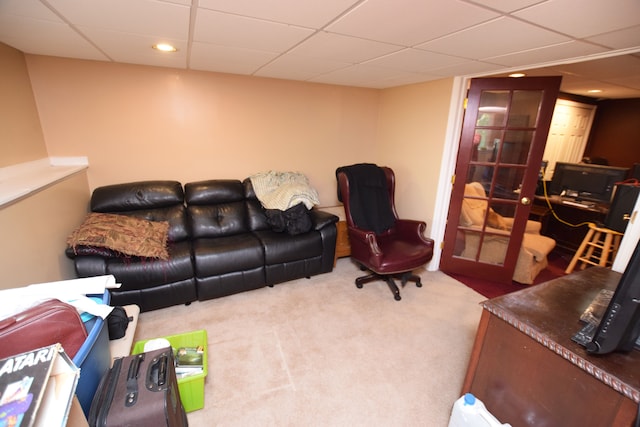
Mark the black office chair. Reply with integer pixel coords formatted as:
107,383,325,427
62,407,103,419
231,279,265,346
336,163,434,300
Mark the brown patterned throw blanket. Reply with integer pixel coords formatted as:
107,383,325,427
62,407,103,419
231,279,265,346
67,213,170,259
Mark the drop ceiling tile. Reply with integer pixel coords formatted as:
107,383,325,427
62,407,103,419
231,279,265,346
417,17,569,59
611,75,640,91
76,26,187,68
428,60,506,77
47,0,190,39
189,42,278,75
0,0,60,21
514,0,640,39
254,53,350,81
370,72,442,88
363,48,468,73
162,0,191,5
0,15,109,61
462,0,545,13
198,0,360,28
559,55,640,79
487,40,608,68
309,63,405,87
327,0,499,46
586,26,640,50
194,8,314,52
560,78,640,98
289,31,402,64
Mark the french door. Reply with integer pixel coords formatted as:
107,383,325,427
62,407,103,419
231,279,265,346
440,76,561,283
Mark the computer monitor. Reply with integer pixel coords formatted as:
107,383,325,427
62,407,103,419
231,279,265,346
587,240,640,354
549,162,629,204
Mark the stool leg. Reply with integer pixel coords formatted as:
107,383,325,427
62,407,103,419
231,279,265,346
581,230,601,270
566,227,595,274
611,234,622,265
600,232,614,267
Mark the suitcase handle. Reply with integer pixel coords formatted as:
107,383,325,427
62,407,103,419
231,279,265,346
125,353,144,407
146,353,169,391
0,316,17,330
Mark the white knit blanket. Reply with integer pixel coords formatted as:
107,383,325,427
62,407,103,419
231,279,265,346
249,171,320,211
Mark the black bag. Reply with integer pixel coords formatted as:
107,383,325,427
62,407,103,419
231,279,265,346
88,347,188,427
265,203,312,235
107,306,131,340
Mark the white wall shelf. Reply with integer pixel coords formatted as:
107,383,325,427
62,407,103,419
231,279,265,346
0,157,88,208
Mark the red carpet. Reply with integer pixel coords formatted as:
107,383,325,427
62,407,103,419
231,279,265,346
446,249,572,299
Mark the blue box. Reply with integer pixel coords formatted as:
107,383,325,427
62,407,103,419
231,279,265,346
73,291,112,416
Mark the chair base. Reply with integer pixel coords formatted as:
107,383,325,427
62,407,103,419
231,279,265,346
355,269,422,301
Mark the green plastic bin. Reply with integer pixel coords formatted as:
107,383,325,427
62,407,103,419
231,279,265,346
132,329,208,412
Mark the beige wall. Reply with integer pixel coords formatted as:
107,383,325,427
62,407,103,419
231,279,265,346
25,56,454,219
0,172,91,289
377,80,454,224
25,56,385,207
0,44,91,288
0,43,48,167
0,49,455,287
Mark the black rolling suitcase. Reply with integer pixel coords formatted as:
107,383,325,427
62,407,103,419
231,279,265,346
88,347,188,427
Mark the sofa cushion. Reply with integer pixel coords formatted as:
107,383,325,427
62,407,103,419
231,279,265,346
184,180,244,205
193,234,264,277
254,230,323,264
67,212,169,259
91,181,184,212
188,203,249,238
105,240,194,288
116,205,190,242
185,180,252,238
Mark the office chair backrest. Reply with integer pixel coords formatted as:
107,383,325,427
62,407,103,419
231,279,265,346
336,164,397,234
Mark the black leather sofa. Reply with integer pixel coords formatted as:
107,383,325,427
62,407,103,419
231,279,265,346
66,180,338,312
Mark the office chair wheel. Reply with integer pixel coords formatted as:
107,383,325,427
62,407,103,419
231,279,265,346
416,280,422,288
394,294,401,301
356,282,364,289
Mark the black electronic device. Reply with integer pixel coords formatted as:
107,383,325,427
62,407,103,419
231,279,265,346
585,240,640,354
549,162,628,204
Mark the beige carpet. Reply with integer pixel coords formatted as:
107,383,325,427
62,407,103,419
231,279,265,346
133,259,486,426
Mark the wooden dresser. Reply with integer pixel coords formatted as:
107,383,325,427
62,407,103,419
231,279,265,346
462,267,640,427
321,206,351,265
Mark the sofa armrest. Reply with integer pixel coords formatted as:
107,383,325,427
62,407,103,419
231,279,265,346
309,209,339,231
66,245,120,259
73,256,108,277
522,233,556,261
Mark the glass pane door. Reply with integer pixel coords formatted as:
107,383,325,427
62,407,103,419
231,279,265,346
440,77,561,283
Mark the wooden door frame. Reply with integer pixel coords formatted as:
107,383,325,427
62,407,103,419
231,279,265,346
428,76,468,271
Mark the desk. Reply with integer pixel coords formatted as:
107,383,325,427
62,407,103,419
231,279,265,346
462,267,640,426
533,195,608,251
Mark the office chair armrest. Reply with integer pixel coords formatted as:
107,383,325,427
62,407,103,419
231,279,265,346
348,227,383,256
394,219,431,244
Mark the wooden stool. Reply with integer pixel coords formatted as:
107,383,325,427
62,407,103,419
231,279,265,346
565,223,623,274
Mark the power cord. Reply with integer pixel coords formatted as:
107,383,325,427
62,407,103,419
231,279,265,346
540,166,593,229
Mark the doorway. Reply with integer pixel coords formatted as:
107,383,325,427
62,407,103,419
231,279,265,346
439,76,561,283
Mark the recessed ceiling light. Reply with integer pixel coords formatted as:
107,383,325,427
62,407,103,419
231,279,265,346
588,89,603,94
509,73,526,78
153,43,177,52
